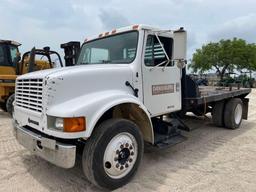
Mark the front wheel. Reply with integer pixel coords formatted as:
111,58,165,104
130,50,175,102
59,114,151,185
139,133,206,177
82,119,143,190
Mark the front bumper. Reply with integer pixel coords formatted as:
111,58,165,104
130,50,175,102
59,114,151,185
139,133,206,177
13,121,76,169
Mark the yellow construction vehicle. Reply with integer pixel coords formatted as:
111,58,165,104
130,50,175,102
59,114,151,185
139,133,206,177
0,40,63,114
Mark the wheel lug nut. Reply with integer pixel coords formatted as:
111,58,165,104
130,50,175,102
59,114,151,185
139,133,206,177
129,146,133,150
116,163,120,168
116,150,120,154
125,143,129,147
129,158,133,163
125,163,129,168
120,166,124,170
114,157,118,161
131,151,134,156
120,145,124,149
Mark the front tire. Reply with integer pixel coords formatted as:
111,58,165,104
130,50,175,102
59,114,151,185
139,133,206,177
224,98,243,129
82,119,143,190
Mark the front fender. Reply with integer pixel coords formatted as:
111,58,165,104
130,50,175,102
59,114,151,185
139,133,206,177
46,90,152,139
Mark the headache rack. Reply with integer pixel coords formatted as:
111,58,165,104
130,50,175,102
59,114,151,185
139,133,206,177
15,78,44,112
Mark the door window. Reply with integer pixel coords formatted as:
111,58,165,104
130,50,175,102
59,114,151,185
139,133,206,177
144,35,173,67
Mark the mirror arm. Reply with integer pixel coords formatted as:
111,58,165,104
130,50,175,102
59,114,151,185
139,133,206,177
155,33,170,61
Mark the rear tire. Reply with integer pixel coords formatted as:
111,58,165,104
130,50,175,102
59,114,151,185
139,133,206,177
224,98,243,129
82,119,143,190
212,101,225,127
6,94,15,116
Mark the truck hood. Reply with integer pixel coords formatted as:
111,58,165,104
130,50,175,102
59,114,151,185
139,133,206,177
17,65,132,80
16,66,76,80
36,64,134,108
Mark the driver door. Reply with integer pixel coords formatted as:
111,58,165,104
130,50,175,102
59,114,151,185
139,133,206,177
142,32,182,116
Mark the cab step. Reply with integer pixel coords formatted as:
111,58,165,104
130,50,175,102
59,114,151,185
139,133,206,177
154,133,187,148
151,117,187,148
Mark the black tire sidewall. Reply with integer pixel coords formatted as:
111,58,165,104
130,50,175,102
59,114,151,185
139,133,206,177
6,94,15,115
86,119,143,190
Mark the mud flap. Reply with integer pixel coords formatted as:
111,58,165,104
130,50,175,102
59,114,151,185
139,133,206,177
242,98,249,120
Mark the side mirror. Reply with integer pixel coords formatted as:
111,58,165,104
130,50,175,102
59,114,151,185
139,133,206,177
173,27,187,61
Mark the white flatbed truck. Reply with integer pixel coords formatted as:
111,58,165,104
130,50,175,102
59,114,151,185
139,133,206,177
13,25,251,190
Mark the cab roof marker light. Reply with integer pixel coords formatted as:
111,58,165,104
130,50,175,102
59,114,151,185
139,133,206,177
132,25,139,30
105,32,110,36
111,29,117,34
99,33,103,38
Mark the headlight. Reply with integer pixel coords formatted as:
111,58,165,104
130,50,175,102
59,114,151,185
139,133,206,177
55,118,64,131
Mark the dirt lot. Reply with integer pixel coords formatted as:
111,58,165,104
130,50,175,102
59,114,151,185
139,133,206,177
0,90,255,192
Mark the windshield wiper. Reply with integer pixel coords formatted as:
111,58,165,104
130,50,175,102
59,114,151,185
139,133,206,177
150,33,171,71
79,60,111,65
80,62,89,65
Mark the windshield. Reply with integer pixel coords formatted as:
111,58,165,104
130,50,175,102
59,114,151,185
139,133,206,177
0,44,19,67
77,31,138,65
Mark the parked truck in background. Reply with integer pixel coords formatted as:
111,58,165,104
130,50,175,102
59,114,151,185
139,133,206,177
0,40,81,115
12,25,251,190
0,40,64,114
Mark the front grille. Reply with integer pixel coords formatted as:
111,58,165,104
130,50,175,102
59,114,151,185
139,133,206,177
16,78,43,112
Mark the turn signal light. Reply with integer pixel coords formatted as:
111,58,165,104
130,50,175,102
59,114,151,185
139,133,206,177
64,117,86,132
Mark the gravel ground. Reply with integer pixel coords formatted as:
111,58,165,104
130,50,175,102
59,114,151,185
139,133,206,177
0,89,255,192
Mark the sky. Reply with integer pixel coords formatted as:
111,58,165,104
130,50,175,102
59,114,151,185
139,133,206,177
1,0,256,60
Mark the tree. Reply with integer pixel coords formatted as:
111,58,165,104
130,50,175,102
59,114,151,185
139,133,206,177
189,38,256,80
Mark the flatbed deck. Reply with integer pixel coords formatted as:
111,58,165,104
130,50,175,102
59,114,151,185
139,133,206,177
184,86,251,107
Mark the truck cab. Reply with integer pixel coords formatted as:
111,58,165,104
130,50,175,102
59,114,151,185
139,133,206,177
13,25,250,190
76,25,186,116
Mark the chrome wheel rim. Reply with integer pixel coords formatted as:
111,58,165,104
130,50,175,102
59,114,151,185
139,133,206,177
103,132,138,179
234,103,242,125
